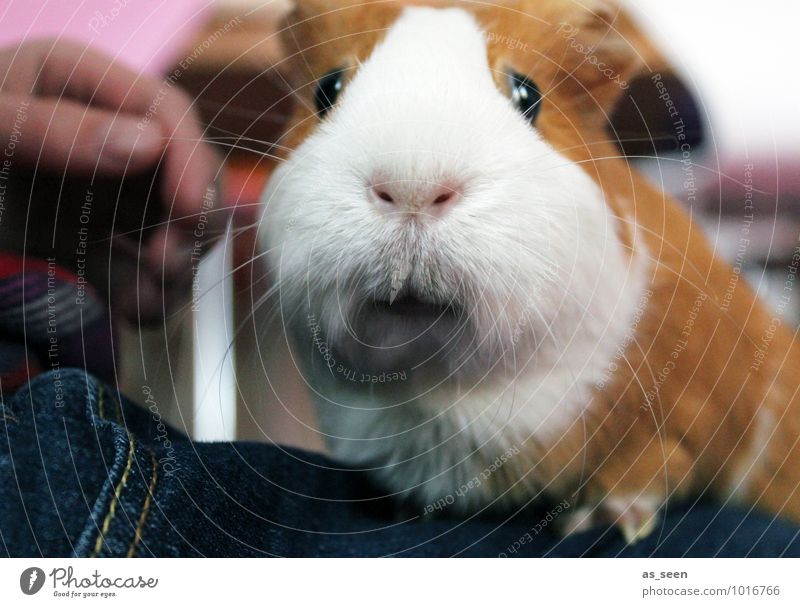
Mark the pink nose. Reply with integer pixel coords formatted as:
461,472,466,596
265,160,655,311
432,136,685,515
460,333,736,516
370,179,461,215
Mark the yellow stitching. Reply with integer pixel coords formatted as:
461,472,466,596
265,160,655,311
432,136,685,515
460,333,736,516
1,412,19,423
91,435,136,557
97,386,106,420
127,454,159,558
97,386,122,424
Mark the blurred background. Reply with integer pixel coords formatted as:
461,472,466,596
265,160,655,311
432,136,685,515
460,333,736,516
1,0,797,450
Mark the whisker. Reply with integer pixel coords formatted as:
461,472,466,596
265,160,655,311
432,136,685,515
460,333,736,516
544,154,772,195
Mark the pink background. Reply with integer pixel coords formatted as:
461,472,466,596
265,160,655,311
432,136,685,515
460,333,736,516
0,0,212,74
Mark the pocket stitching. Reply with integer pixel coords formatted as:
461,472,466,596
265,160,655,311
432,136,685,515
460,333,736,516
126,453,159,558
91,386,135,558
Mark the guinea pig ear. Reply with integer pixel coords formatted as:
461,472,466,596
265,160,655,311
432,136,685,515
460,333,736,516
286,0,364,23
278,0,364,67
558,1,703,154
601,5,705,154
553,0,642,104
277,0,336,82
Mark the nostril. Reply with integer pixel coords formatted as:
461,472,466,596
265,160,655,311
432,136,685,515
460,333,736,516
433,191,454,205
376,189,394,204
369,178,463,213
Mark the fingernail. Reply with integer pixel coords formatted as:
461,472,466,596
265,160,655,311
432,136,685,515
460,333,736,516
102,119,160,162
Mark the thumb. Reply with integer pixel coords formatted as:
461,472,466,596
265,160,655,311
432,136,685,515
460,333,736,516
0,94,164,175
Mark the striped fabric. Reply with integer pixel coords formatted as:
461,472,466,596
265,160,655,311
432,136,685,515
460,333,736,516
0,253,113,395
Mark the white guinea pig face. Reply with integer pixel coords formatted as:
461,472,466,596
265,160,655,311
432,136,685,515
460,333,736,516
261,3,643,381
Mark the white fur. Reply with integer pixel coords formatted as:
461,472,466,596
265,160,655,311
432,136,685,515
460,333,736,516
260,7,645,512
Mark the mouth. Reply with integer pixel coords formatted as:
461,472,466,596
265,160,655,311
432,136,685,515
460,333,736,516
359,293,464,348
370,294,458,322
331,293,469,375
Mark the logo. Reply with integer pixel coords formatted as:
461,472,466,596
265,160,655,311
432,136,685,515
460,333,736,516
20,567,46,595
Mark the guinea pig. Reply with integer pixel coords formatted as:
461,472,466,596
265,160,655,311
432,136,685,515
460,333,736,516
258,0,800,541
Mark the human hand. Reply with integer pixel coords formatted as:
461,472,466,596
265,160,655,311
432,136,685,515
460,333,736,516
0,38,226,323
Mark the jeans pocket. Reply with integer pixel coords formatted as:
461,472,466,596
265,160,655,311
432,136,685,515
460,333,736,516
73,381,159,558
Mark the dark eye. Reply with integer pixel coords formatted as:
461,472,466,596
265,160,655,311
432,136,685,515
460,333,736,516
315,68,345,117
508,72,542,123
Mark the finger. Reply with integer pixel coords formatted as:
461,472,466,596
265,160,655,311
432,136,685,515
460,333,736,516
161,117,226,229
144,225,194,283
116,264,164,326
112,233,192,325
0,43,42,94
8,40,229,234
158,112,229,264
23,40,224,193
4,39,169,114
0,94,165,174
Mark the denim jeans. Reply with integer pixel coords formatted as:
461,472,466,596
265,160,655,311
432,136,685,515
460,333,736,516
2,369,799,557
